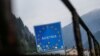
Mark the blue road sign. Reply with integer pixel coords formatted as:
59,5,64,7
34,22,64,53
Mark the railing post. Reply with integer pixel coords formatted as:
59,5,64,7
98,44,100,56
61,0,84,56
72,12,84,56
87,31,95,56
93,41,99,56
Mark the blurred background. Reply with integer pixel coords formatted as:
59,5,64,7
0,0,100,55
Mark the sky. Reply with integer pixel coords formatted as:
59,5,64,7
12,0,100,35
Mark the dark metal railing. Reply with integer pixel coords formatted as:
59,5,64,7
61,0,100,56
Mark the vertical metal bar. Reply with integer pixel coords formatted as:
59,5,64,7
61,0,84,56
87,31,94,56
98,44,100,56
93,42,99,56
96,44,100,56
72,12,84,56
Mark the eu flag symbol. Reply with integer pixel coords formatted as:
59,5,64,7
34,22,64,53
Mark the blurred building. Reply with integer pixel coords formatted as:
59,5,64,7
66,48,78,56
84,49,89,56
65,48,89,56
